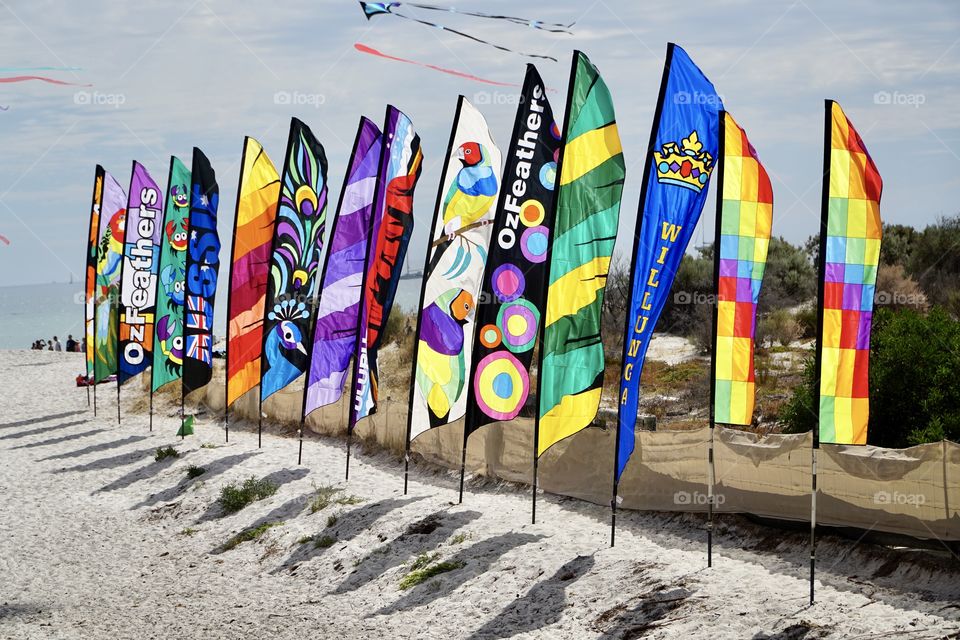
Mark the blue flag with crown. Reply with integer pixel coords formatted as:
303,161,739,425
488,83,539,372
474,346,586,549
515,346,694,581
617,44,723,479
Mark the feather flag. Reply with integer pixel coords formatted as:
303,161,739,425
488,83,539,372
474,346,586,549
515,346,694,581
466,64,560,433
182,149,220,396
407,96,502,440
617,43,722,479
260,119,329,402
816,100,883,446
351,106,423,425
537,51,625,457
711,112,773,426
117,162,164,384
304,118,382,415
226,138,281,408
94,171,127,383
151,157,191,392
84,167,104,384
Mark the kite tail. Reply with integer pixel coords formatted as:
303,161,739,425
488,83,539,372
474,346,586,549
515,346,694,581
393,11,558,62
405,3,575,33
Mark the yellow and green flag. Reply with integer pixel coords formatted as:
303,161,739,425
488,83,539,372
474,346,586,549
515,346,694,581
537,51,625,456
711,112,773,426
816,100,883,445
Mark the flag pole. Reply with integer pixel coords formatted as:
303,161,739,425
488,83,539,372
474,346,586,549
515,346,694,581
706,109,727,567
297,296,320,466
612,43,675,547
403,96,464,496
457,425,467,504
810,99,833,606
149,386,154,432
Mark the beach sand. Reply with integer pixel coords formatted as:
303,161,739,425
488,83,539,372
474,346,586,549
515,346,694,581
1,349,958,639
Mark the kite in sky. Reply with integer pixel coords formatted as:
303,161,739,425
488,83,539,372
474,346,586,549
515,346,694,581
0,234,10,246
359,1,571,62
0,75,90,87
355,43,522,87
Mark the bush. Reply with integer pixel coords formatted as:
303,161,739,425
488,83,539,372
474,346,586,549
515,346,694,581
399,556,464,590
757,309,802,347
782,307,960,447
218,476,279,514
221,521,283,551
185,465,206,479
874,263,927,311
155,446,179,462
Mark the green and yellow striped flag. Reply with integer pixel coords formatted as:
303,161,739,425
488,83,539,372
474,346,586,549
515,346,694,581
537,51,626,456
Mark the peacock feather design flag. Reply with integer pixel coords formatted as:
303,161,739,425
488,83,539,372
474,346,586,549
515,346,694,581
466,64,560,434
711,112,773,426
304,117,382,416
118,161,164,385
408,96,502,441
617,43,722,480
260,118,329,402
816,100,882,446
537,51,625,457
94,171,127,383
226,137,281,408
182,148,220,396
351,105,423,425
84,166,104,384
151,156,191,392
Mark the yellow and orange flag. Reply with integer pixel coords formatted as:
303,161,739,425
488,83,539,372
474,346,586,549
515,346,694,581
816,101,882,445
712,112,773,426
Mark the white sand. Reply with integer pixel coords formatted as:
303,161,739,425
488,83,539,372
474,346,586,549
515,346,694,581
1,349,958,639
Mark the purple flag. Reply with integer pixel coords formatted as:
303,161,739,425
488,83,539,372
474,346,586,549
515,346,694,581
304,118,382,414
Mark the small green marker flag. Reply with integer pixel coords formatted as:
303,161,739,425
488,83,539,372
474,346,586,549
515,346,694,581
177,415,195,437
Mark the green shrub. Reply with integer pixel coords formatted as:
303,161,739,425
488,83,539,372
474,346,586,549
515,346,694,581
399,559,465,590
221,521,283,551
314,535,336,549
155,446,179,462
218,476,279,514
185,465,206,479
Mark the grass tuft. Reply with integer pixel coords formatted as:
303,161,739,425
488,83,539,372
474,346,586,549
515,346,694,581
308,483,341,513
200,443,218,449
326,514,338,527
218,476,279,514
448,532,469,545
297,535,314,545
314,535,336,549
399,558,464,590
155,446,179,462
185,465,206,479
221,521,283,551
180,527,198,537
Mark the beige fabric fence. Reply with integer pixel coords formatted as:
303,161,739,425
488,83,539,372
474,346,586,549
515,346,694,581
201,362,960,542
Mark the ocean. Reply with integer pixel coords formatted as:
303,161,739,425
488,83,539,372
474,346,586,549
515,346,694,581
0,279,422,351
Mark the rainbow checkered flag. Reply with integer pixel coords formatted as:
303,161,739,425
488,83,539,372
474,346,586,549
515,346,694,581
815,100,882,445
711,111,773,426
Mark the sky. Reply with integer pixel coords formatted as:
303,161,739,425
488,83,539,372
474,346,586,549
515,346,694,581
0,0,958,292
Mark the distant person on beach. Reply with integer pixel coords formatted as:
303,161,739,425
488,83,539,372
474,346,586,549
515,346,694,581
47,340,53,351
52,337,62,352
66,335,77,352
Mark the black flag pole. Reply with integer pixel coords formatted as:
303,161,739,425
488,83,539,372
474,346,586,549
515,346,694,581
706,109,727,568
403,96,463,496
809,99,833,606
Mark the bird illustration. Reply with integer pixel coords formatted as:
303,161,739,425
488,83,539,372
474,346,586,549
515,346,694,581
97,208,126,291
415,288,474,427
441,141,498,235
262,316,308,396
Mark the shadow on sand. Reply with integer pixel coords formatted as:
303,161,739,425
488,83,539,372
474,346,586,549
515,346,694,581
194,467,311,524
0,410,86,430
37,435,148,461
0,420,87,441
133,451,263,510
9,428,104,449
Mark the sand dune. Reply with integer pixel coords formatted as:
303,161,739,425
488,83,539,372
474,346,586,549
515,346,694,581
1,349,958,639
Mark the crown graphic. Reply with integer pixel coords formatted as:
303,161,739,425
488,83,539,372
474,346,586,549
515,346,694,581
653,131,714,193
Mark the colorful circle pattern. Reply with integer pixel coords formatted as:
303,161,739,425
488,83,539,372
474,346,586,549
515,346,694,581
497,298,539,353
492,264,524,303
520,226,548,263
539,162,556,191
479,324,502,349
474,352,529,421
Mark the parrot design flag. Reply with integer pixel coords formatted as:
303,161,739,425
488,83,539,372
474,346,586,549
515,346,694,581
816,100,883,446
93,171,127,383
84,167,104,384
225,137,281,409
537,50,625,457
408,96,501,441
351,105,423,426
182,148,220,396
151,156,191,392
260,118,329,402
304,117,382,416
465,64,560,434
118,161,164,385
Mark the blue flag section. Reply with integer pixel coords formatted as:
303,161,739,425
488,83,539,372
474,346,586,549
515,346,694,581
617,44,723,479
